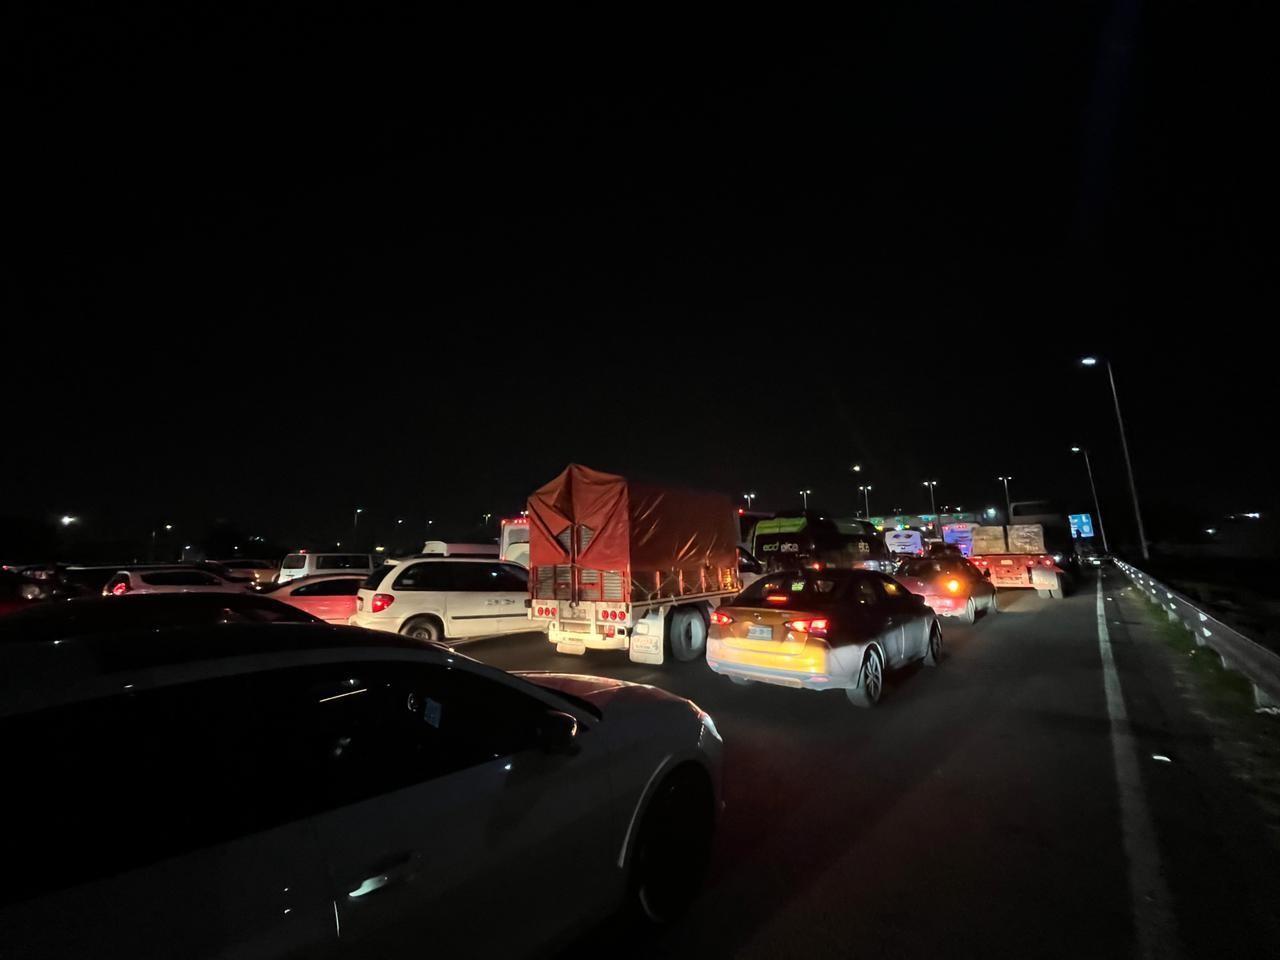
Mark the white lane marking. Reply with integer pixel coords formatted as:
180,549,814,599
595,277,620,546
1095,573,1178,959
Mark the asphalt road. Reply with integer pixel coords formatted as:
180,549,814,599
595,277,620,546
462,567,1280,959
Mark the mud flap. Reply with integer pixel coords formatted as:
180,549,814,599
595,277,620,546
628,609,665,665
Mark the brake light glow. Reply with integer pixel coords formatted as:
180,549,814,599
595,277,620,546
709,610,734,625
111,581,129,596
766,594,788,604
945,579,961,593
784,617,831,636
371,593,395,613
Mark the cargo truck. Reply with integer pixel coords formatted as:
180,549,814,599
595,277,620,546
526,464,741,664
968,523,1067,598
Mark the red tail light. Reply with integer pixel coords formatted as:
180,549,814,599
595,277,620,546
765,594,789,604
709,610,733,625
944,578,962,594
784,617,831,637
371,593,395,613
111,581,129,596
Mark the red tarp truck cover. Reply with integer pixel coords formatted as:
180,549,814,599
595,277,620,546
528,464,740,603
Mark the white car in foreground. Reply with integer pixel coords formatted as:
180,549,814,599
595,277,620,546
0,622,721,958
351,557,532,643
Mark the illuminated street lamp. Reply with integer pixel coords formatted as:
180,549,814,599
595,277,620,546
858,484,872,519
799,489,812,508
997,476,1013,522
1071,447,1110,554
850,463,862,473
1079,356,1148,559
353,507,363,540
922,481,938,520
60,515,79,526
743,492,756,509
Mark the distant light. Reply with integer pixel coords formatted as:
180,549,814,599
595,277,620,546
164,523,173,531
375,545,386,553
184,544,192,549
986,507,997,517
1151,754,1172,763
1080,356,1098,367
1205,528,1216,535
60,515,78,526
1071,446,1081,453
355,507,363,514
1243,512,1261,519
851,464,862,472
336,541,342,547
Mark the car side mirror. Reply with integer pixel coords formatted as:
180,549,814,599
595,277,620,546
538,710,580,755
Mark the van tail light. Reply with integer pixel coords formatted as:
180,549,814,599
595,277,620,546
784,617,831,637
709,610,734,625
110,581,129,596
371,593,395,613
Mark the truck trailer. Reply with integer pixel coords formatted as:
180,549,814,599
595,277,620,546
968,523,1066,597
526,464,740,664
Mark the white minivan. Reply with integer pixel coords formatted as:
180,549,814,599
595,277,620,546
351,558,531,644
277,552,374,584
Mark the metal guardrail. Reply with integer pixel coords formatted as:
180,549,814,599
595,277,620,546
1114,560,1280,710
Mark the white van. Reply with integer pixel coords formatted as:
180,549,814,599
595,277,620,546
277,551,375,584
884,529,925,557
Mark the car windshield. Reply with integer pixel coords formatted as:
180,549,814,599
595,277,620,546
732,570,846,609
899,559,966,578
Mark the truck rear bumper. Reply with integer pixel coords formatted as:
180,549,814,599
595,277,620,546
547,624,628,653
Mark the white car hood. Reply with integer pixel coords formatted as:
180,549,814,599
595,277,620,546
516,672,685,709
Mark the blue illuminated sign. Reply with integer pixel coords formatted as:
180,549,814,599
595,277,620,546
1069,514,1095,539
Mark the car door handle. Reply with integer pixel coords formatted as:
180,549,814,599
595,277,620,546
347,852,421,900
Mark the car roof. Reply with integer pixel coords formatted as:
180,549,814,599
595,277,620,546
0,594,319,642
400,556,515,564
0,621,454,720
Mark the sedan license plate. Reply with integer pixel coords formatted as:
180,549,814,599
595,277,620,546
747,624,774,641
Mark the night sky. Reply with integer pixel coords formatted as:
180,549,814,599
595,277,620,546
5,6,1274,555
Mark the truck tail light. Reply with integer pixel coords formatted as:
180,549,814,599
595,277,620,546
709,610,733,625
111,580,129,596
371,593,395,613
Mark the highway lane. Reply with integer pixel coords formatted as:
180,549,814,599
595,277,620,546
459,568,1280,958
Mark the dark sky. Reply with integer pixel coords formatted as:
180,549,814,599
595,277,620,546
5,6,1275,552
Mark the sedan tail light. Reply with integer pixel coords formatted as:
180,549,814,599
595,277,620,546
784,617,831,637
944,578,962,593
110,580,129,596
709,610,734,626
371,593,395,613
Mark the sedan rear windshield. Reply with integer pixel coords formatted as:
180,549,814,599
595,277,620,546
899,559,966,578
733,571,846,608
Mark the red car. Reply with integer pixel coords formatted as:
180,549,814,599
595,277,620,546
258,573,366,624
894,556,999,623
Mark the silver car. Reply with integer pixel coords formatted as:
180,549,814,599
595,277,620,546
707,568,942,706
0,623,723,957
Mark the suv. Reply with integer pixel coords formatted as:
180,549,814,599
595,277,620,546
352,558,530,644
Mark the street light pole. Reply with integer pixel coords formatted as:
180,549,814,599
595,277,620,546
858,485,872,520
997,476,1013,523
353,508,363,543
743,492,756,509
799,489,811,509
1072,447,1110,554
1081,357,1149,559
922,481,938,523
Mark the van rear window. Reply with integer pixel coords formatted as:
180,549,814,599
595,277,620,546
281,555,307,570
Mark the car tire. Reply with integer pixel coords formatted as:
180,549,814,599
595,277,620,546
401,616,442,644
628,765,715,925
846,647,884,708
1048,574,1065,599
988,591,1000,615
963,596,977,624
924,624,943,666
667,608,707,662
